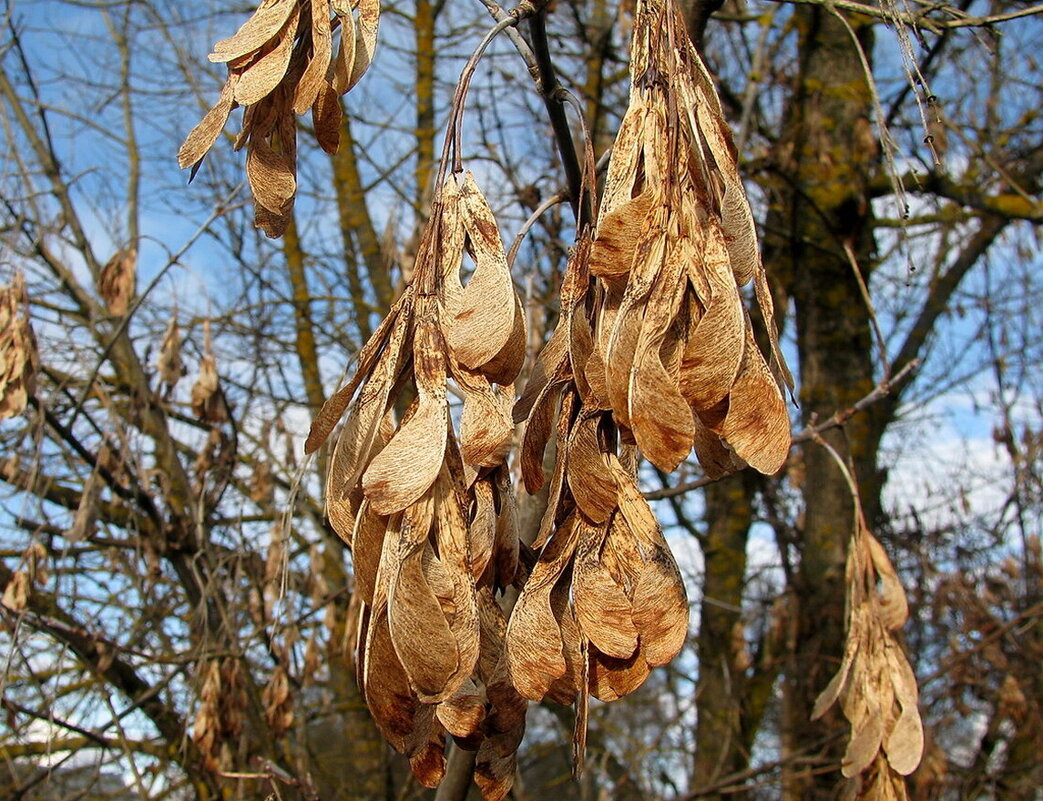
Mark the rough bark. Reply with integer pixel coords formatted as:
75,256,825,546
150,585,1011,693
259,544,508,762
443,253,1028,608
763,9,879,798
691,474,754,799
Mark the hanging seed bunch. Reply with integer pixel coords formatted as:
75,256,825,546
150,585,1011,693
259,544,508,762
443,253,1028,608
193,658,247,772
98,246,137,316
306,171,527,799
0,273,38,421
508,235,689,762
504,0,799,755
812,510,924,799
179,0,379,236
588,0,792,476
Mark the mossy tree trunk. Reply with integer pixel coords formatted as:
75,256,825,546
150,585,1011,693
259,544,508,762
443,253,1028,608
764,9,879,798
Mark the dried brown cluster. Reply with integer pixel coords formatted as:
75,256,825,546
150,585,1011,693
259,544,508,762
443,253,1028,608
588,0,792,476
193,658,248,772
179,0,379,236
0,273,38,421
498,0,796,743
813,513,924,800
306,171,527,798
98,246,137,316
299,0,802,790
509,239,689,725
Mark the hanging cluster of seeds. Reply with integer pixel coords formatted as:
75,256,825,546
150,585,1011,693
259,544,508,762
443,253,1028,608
0,273,37,421
508,235,690,725
193,658,248,772
587,0,792,478
306,170,527,798
502,0,794,753
177,0,924,795
812,508,924,799
179,0,379,236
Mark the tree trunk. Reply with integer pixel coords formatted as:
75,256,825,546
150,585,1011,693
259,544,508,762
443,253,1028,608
763,8,880,799
691,475,753,799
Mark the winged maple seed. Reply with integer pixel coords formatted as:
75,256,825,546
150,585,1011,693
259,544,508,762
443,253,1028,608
262,664,295,737
0,273,38,421
306,171,526,799
812,512,924,799
191,321,227,422
503,0,801,768
178,0,380,237
155,315,187,404
589,0,793,476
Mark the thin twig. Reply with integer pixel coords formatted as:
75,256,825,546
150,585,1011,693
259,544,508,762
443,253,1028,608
66,184,244,427
507,190,570,266
791,358,919,443
528,7,589,224
842,240,890,377
777,0,1043,32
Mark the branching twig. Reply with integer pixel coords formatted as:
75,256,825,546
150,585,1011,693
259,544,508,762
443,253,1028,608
774,0,1043,32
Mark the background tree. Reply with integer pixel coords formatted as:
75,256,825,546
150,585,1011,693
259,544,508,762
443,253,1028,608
1,1,1040,800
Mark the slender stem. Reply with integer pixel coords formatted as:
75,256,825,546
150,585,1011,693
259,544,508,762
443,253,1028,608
436,11,525,189
528,8,588,224
433,744,478,801
507,190,569,266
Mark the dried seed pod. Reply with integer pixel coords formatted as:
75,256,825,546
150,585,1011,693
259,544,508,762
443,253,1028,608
1,570,30,613
363,312,448,515
588,0,793,476
191,322,226,422
261,665,294,737
505,516,579,701
193,660,223,771
306,174,524,796
98,246,137,316
813,512,924,791
505,0,801,773
0,274,37,421
180,0,382,237
156,315,184,394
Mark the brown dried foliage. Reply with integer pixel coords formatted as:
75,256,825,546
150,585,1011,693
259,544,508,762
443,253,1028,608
589,0,792,476
179,0,380,236
307,171,526,798
262,664,294,737
510,236,690,716
0,273,38,421
156,315,185,393
296,0,807,785
191,322,226,422
503,0,796,763
193,658,247,772
813,510,924,798
98,246,137,316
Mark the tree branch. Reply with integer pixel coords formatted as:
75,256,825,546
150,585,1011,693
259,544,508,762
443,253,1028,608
528,8,588,224
0,564,197,772
769,0,1043,33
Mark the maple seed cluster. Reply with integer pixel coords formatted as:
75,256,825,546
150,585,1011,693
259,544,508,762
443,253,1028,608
179,0,379,237
812,511,924,798
589,0,792,478
0,274,38,422
307,170,527,797
98,246,137,316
